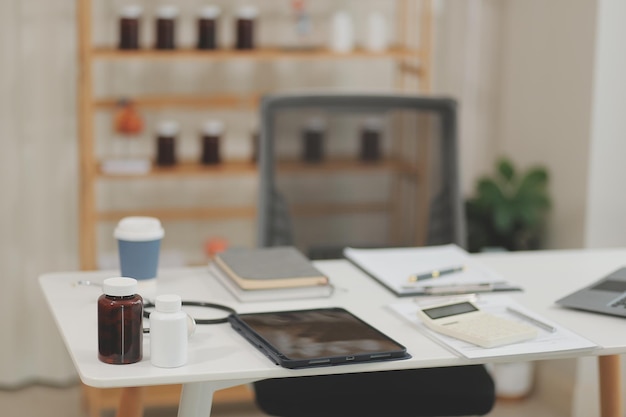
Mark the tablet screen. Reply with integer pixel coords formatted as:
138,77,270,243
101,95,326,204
228,307,408,367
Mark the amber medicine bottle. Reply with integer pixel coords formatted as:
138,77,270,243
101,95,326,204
97,277,143,365
118,5,142,50
200,120,224,165
197,5,220,50
155,5,178,49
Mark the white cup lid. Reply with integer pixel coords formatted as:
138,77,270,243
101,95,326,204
120,5,143,18
103,277,138,297
114,216,164,241
199,5,221,19
202,120,224,136
155,294,182,312
157,5,179,19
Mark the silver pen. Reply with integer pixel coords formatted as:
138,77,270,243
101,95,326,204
506,307,557,333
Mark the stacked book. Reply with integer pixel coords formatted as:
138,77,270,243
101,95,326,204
209,246,334,302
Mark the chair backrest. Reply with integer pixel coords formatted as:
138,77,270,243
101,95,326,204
257,93,465,258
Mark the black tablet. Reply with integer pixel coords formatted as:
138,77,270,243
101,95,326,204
228,307,410,369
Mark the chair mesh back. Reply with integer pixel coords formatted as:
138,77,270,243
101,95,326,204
257,93,465,259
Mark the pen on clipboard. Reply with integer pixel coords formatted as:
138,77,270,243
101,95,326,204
506,307,557,333
408,265,466,282
401,281,522,295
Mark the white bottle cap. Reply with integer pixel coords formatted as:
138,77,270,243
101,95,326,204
155,294,182,313
237,6,258,19
202,120,224,136
120,5,143,19
199,5,221,19
114,216,165,241
157,5,179,19
103,277,138,297
156,120,179,137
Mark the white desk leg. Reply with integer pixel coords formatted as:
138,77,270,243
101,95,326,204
176,380,257,417
177,382,215,417
599,355,623,417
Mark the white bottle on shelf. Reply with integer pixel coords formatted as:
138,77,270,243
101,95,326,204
330,10,354,53
365,11,388,52
150,294,188,368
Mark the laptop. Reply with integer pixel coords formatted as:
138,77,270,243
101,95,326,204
556,266,626,317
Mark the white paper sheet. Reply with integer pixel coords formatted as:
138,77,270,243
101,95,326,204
388,295,598,359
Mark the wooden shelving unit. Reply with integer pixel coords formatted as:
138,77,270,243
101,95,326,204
76,0,432,414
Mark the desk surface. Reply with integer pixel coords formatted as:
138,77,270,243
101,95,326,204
39,248,626,390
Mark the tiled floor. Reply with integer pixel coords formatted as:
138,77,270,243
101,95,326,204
0,383,567,417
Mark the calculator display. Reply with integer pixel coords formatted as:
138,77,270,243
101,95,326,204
422,302,478,319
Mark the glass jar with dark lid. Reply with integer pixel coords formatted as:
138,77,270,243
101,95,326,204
197,5,221,50
200,120,224,165
155,120,179,166
235,6,258,50
360,117,383,162
118,5,142,49
302,117,326,163
155,5,179,49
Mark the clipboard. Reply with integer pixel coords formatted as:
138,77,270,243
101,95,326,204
344,244,522,297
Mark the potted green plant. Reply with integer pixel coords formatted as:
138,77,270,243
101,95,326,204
465,157,551,253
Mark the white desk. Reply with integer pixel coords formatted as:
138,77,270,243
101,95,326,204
39,248,626,417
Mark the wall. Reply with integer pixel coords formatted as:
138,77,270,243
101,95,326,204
496,0,597,250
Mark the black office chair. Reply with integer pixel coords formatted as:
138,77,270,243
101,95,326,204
254,92,495,417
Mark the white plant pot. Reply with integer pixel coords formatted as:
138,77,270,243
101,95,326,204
489,361,535,399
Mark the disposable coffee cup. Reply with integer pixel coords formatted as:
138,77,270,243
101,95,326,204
114,216,164,281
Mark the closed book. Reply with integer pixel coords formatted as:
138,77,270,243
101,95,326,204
213,246,329,290
210,264,334,302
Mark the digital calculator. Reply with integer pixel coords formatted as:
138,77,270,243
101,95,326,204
416,300,538,348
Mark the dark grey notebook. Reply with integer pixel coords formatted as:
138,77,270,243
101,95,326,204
213,246,329,290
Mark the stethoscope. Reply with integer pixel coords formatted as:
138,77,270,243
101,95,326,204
75,280,237,335
143,300,237,335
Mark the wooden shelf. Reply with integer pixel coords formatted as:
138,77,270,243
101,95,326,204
97,206,257,222
76,2,433,414
96,158,419,180
98,160,258,179
92,45,425,64
94,93,261,110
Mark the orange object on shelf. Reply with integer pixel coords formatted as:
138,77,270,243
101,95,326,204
205,237,229,259
114,99,144,135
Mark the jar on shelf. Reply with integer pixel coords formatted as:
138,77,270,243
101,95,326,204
360,117,383,161
200,120,224,165
330,10,354,53
155,120,180,166
197,5,220,50
302,117,326,163
118,5,142,50
155,5,178,49
365,11,388,52
235,6,258,50
98,277,143,365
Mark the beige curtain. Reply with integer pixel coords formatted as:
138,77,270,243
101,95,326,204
0,0,79,386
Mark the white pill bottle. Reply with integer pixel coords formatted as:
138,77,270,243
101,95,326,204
150,294,188,368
